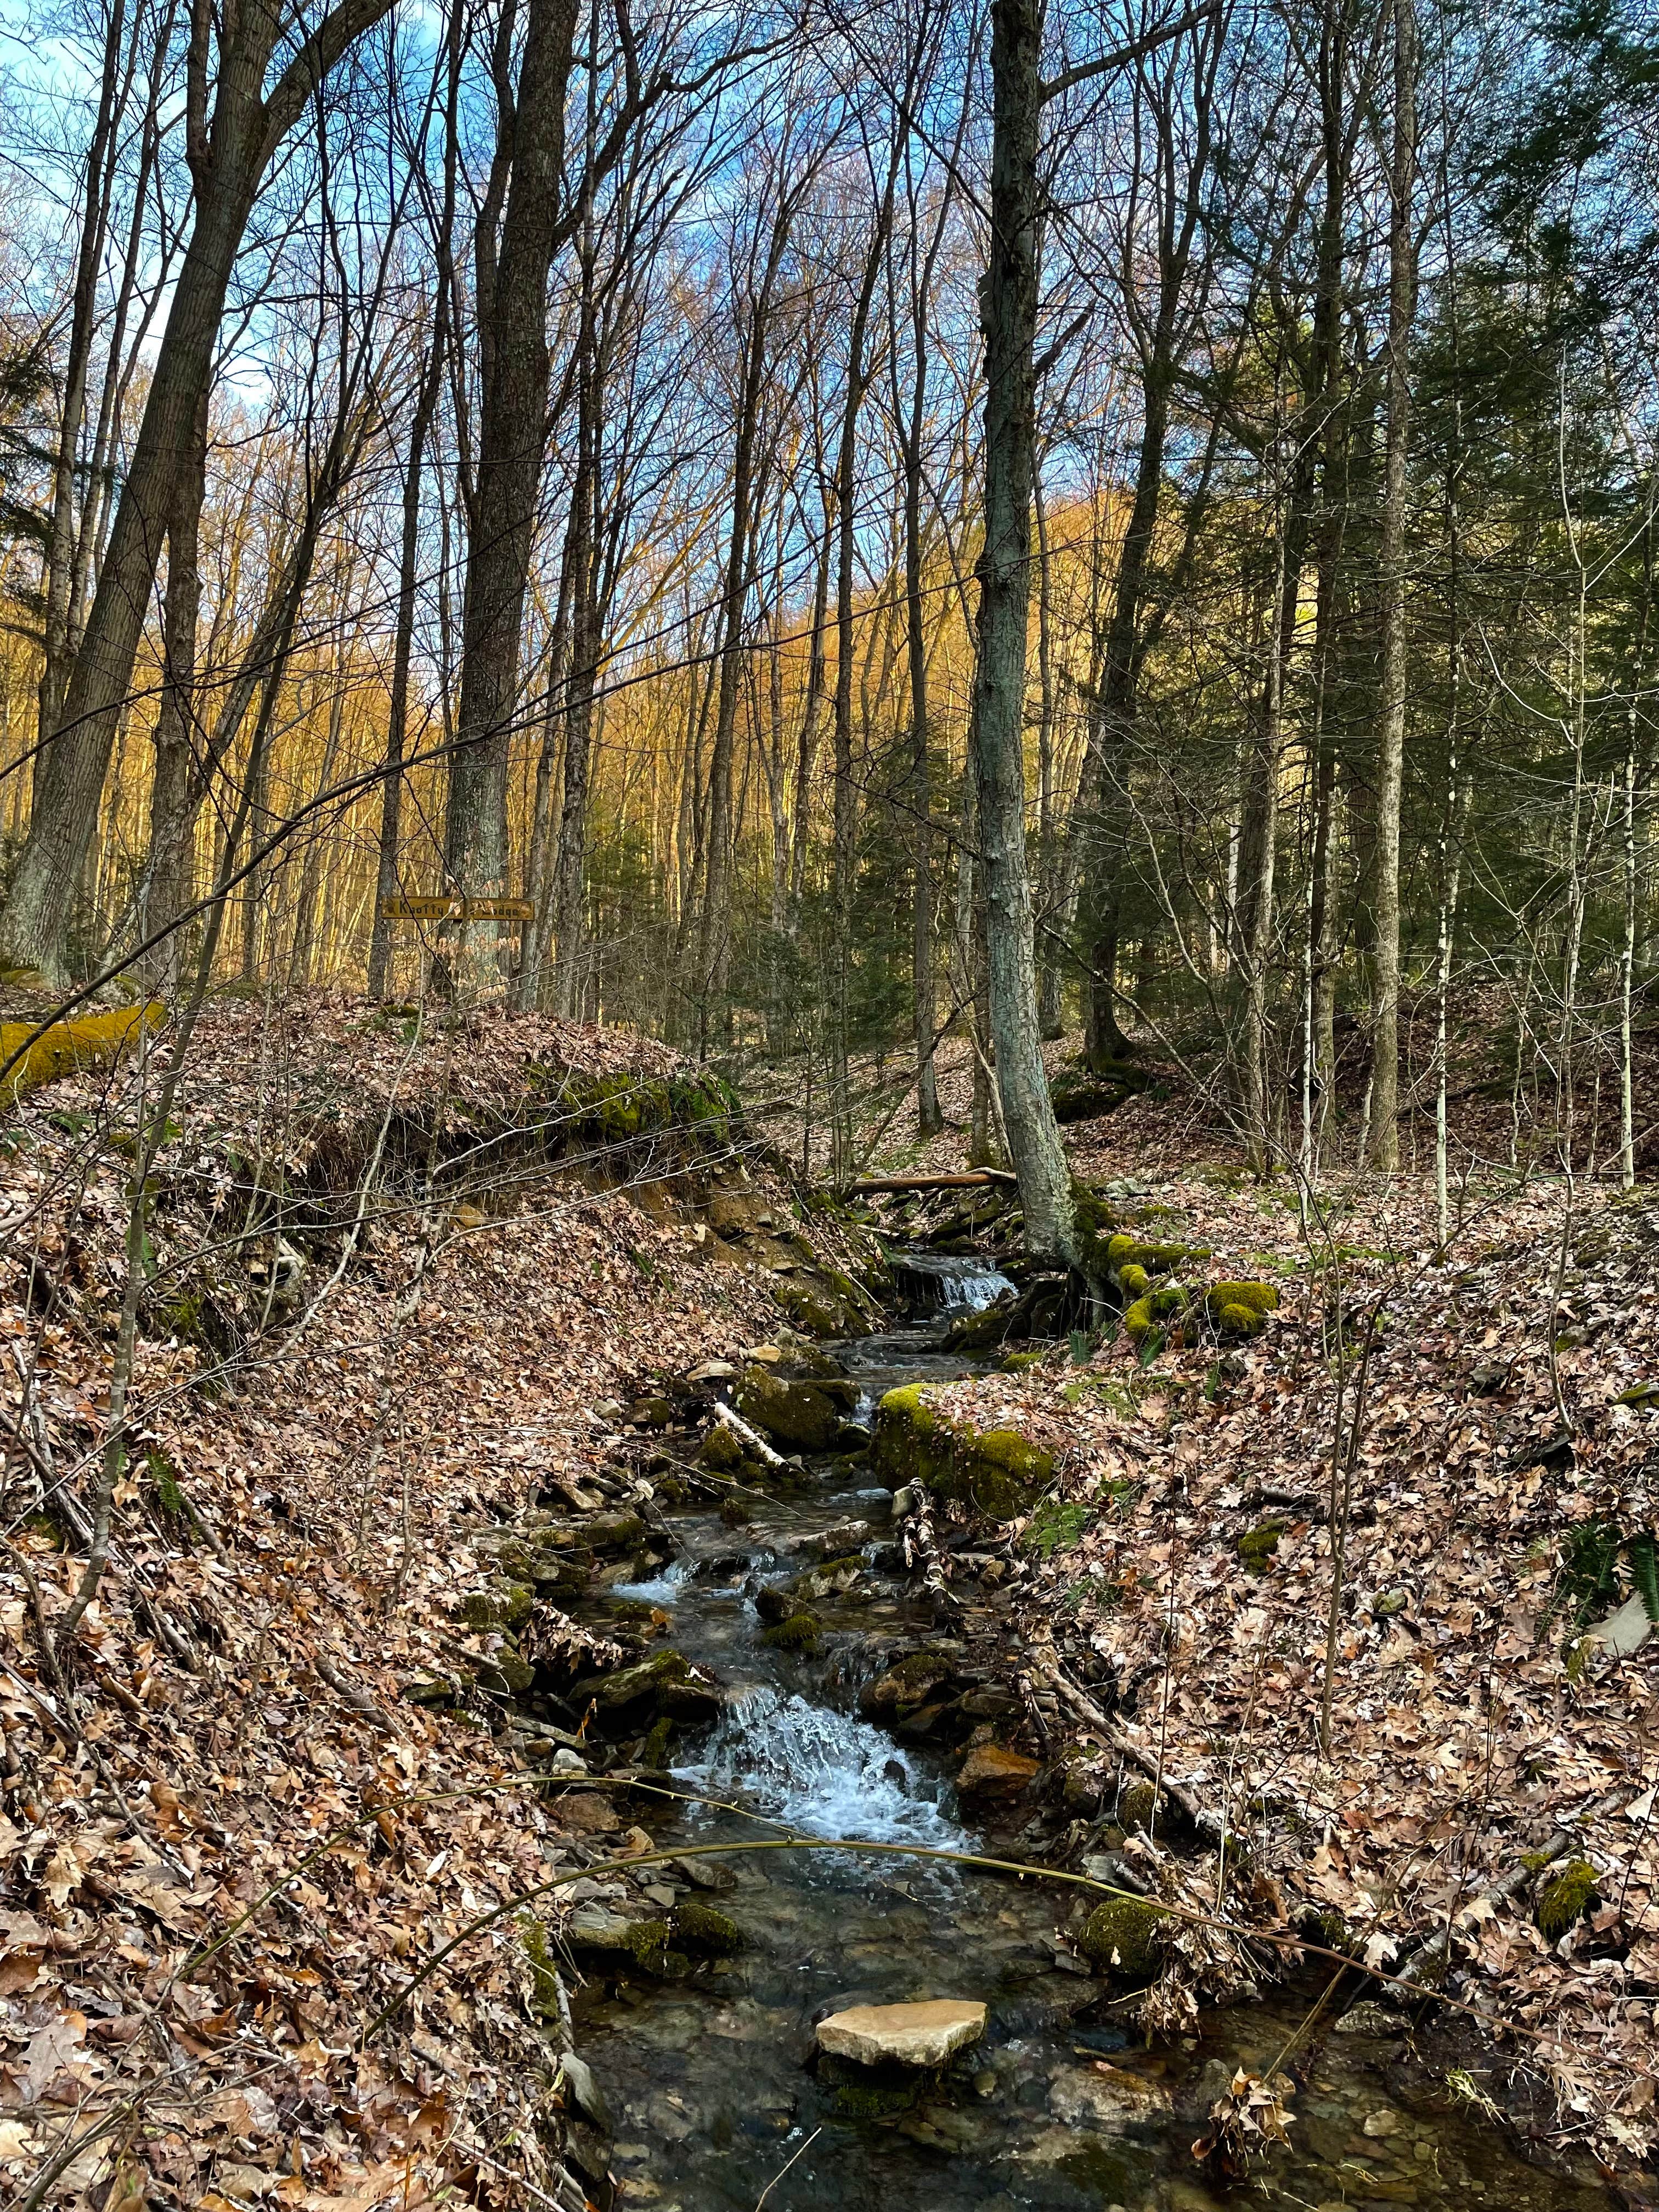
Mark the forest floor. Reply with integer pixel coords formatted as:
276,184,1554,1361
0,998,1655,2208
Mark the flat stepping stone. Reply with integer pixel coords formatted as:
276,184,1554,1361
816,1998,988,2068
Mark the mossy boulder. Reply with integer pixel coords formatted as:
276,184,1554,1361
569,1647,720,1725
1537,1859,1599,1942
620,1900,742,1977
761,1611,821,1651
773,1277,852,1337
697,1423,757,1475
860,1650,959,1720
1077,1895,1165,1978
459,1578,534,1632
1124,1285,1190,1345
942,1296,1019,1352
871,1384,1053,1520
471,1638,534,1696
1204,1280,1279,1337
670,1901,743,1956
735,1364,843,1452
786,1555,865,1606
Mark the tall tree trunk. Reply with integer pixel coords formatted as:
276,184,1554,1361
903,323,942,1139
1367,0,1418,1169
970,0,1075,1265
551,181,602,1019
143,384,208,989
443,0,581,981
788,512,832,912
369,21,458,1001
37,0,132,753
366,326,446,999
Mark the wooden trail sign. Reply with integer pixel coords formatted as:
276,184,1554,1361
380,895,535,922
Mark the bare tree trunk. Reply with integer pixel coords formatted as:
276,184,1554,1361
143,385,208,988
904,337,942,1139
369,28,458,1001
551,156,603,1019
788,506,832,912
443,0,581,983
1367,0,1418,1170
970,0,1075,1265
37,0,133,753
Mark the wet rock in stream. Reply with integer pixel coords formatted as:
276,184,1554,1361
816,1998,988,2067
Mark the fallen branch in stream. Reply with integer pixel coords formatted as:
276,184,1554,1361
847,1170,1018,1194
899,1480,960,1611
712,1399,793,1470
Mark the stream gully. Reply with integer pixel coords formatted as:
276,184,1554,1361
575,1259,1613,2212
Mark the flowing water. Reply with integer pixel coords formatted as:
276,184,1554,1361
575,1260,1613,2212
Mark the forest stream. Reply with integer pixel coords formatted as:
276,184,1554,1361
566,1259,1617,2212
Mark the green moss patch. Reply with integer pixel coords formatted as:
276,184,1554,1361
1537,1859,1598,1942
1077,1895,1165,1977
1238,1520,1285,1570
761,1611,821,1651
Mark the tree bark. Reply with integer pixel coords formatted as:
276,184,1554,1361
550,173,603,1019
143,383,208,987
443,0,582,987
1367,0,1418,1169
970,0,1075,1265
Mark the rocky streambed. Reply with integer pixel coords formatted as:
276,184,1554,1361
466,1256,1618,2212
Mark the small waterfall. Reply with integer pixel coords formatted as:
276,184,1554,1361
608,1559,694,1606
888,1250,1014,1316
675,1684,968,1852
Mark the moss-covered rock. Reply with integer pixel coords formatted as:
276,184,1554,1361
519,1915,563,2019
1238,1519,1285,1571
672,1901,743,1956
735,1363,843,1452
773,1277,852,1337
471,1639,534,1696
1537,1859,1599,1942
569,1648,706,1717
639,1716,676,1768
459,1578,534,1632
1124,1284,1190,1346
1204,1279,1279,1322
871,1384,1053,1519
1216,1300,1266,1339
786,1555,864,1606
942,1296,1019,1352
697,1423,755,1475
621,1918,692,1977
1119,1780,1161,1832
860,1651,958,1719
1077,1895,1165,1977
761,1610,821,1651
